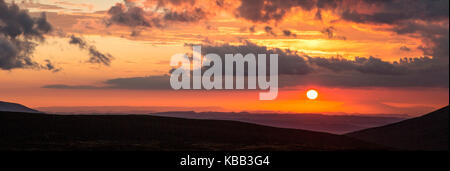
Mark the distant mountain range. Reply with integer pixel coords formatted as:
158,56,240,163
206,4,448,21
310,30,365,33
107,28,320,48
0,101,40,113
347,106,449,151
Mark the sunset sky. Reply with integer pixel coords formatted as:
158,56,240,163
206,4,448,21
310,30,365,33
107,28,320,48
0,0,448,116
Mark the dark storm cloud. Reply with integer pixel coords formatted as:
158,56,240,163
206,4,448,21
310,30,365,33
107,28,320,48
155,0,197,6
340,0,449,24
199,41,313,75
69,35,113,66
307,56,445,76
197,42,449,88
0,4,52,39
321,0,448,63
236,0,316,22
278,71,449,88
106,0,208,29
106,3,154,27
0,0,59,71
235,0,368,22
392,22,449,63
235,0,448,23
199,42,447,76
0,36,37,70
284,54,449,88
163,8,206,22
234,0,447,62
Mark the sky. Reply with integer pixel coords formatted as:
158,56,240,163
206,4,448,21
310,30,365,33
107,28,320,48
0,0,448,116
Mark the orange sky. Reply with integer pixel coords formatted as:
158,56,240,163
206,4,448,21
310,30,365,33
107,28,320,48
0,0,448,116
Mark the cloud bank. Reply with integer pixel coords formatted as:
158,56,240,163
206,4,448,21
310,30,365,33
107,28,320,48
43,41,449,90
0,0,58,71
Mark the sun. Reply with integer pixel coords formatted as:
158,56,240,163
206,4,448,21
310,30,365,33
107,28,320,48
306,89,319,100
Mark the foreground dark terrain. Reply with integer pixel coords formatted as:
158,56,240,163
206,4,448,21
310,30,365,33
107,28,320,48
37,106,406,134
1,106,448,151
347,106,449,151
0,111,384,151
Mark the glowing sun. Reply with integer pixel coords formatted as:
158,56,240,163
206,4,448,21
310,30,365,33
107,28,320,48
306,89,319,100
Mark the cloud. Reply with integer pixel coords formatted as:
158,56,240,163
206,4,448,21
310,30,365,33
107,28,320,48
340,0,449,24
282,30,296,37
42,84,102,89
233,0,448,62
0,35,37,70
43,75,172,90
234,0,448,23
235,0,316,22
199,41,313,75
197,42,448,88
42,59,62,72
106,3,155,28
44,41,447,91
68,35,114,66
392,21,449,63
400,46,411,52
105,0,209,29
0,0,59,71
248,25,256,33
199,41,447,75
17,1,65,11
103,0,447,64
163,8,207,22
264,26,276,36
321,26,346,40
335,1,449,63
278,71,449,88
105,75,171,89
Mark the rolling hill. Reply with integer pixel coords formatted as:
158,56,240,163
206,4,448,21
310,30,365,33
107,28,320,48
0,101,40,113
0,111,384,151
347,106,449,151
150,111,405,134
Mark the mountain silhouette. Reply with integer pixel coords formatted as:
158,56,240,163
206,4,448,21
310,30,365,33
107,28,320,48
0,101,40,113
346,106,449,151
0,111,384,151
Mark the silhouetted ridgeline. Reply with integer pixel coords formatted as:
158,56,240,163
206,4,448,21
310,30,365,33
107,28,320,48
347,106,449,151
1,105,447,151
0,101,40,113
150,111,405,134
0,111,384,151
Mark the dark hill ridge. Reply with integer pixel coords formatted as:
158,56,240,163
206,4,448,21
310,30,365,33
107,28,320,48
0,111,385,151
150,111,405,134
0,101,40,113
347,106,449,151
